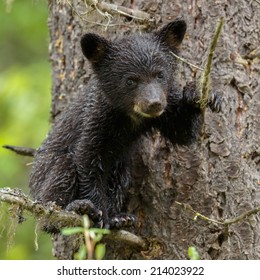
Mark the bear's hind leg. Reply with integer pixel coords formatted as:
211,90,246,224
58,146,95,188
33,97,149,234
107,159,137,228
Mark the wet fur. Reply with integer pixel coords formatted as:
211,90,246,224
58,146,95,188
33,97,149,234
29,20,221,229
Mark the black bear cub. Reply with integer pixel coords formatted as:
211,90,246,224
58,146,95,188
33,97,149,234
29,19,221,229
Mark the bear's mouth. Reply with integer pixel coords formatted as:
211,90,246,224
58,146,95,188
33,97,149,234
133,104,164,118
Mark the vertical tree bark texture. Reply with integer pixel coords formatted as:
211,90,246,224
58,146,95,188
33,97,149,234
48,0,260,259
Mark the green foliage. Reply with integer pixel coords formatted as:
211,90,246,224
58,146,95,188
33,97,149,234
95,243,106,260
0,0,53,259
62,227,85,235
62,216,110,260
0,0,49,71
188,246,200,260
74,245,87,260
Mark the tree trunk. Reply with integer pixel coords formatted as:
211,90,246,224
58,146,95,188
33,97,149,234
48,0,260,259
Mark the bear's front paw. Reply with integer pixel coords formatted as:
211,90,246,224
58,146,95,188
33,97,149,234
183,82,200,106
66,199,103,225
109,213,137,229
183,82,222,112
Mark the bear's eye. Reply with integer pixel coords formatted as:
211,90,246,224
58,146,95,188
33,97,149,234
157,71,165,79
126,78,137,88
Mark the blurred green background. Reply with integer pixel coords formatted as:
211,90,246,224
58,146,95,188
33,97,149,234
0,0,54,259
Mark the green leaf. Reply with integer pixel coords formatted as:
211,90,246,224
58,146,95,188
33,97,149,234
74,245,87,260
188,246,200,260
89,228,111,235
95,243,106,260
61,227,84,235
92,233,104,243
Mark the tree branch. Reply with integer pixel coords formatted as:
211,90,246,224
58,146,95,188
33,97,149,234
65,0,154,26
0,188,147,250
0,188,81,228
2,145,35,157
106,230,148,250
93,0,153,23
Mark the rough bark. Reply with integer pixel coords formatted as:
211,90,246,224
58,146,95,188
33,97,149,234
47,0,260,259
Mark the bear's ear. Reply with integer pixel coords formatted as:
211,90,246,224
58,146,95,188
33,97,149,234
80,33,110,63
156,19,187,49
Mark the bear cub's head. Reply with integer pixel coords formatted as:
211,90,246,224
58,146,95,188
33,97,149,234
81,19,186,121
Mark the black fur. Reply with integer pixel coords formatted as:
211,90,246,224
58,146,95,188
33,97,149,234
29,20,221,229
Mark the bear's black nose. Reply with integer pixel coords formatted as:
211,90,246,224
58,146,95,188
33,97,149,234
146,100,163,115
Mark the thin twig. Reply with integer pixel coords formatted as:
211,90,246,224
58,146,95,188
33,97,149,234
224,207,260,225
199,17,224,110
175,201,224,225
175,201,260,227
198,17,224,139
170,51,204,71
